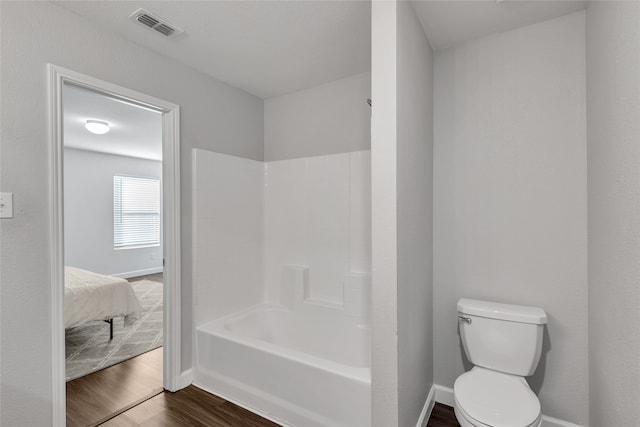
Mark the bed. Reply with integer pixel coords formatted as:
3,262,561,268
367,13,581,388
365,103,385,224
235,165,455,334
64,266,143,339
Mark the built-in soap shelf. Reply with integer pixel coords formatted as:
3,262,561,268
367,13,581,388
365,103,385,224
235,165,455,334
281,265,371,325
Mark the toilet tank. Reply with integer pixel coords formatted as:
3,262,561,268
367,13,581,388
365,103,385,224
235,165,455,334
458,299,547,376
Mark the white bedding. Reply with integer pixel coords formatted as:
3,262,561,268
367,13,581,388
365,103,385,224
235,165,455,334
64,266,142,329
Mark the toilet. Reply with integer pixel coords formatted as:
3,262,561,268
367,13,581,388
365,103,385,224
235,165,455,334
454,298,548,427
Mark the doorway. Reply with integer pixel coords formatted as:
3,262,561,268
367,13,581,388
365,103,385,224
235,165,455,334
48,65,181,426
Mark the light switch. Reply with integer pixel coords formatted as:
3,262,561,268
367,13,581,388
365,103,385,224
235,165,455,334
0,193,14,219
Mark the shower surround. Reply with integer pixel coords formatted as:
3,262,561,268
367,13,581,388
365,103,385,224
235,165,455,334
192,148,372,427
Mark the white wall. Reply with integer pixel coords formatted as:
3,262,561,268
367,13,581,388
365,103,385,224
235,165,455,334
192,149,371,321
396,2,434,427
433,11,588,425
0,2,263,424
192,149,265,327
264,72,371,161
371,2,435,426
264,151,371,306
64,149,163,278
586,2,640,426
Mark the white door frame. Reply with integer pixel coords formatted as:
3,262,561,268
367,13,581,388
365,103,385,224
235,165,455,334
48,64,182,426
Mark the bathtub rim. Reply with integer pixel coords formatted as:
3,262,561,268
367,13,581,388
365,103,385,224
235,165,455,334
196,302,371,384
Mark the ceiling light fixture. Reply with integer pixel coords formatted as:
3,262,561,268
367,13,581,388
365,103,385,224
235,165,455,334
85,119,110,135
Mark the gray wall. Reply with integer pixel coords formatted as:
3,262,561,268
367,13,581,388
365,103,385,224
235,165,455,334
433,11,588,425
0,2,263,424
371,1,434,426
586,2,640,425
397,2,434,427
64,148,163,278
371,1,399,425
264,72,371,161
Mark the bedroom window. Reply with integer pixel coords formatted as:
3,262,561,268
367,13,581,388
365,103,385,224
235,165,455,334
113,175,161,250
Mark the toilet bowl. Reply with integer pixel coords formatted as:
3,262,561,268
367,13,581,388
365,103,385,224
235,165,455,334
454,299,547,427
453,367,542,427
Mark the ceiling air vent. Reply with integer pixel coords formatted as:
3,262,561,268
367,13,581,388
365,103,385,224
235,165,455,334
129,9,183,38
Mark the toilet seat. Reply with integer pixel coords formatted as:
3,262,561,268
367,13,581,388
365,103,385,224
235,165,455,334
454,398,542,427
453,367,542,427
454,401,493,427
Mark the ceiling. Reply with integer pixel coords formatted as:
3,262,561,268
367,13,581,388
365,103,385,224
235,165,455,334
54,1,586,100
54,1,372,99
63,83,163,161
412,0,587,51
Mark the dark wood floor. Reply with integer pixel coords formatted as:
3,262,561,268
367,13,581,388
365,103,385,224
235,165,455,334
104,388,458,427
67,348,164,427
428,403,460,427
102,386,281,427
102,386,459,427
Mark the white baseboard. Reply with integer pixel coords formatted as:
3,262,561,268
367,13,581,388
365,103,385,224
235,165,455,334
541,416,584,427
112,267,164,279
434,384,455,406
433,383,583,427
415,385,436,427
178,369,193,390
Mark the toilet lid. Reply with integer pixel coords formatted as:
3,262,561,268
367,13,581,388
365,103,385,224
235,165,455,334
454,368,541,427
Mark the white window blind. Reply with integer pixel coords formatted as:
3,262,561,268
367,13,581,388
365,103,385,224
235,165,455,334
113,175,161,249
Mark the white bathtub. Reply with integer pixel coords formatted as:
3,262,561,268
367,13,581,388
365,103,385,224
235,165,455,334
194,303,372,427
